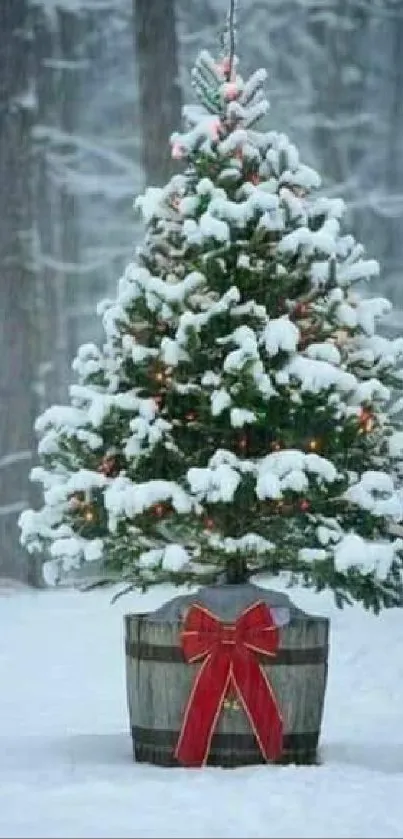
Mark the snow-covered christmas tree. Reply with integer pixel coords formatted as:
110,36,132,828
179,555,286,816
19,4,403,612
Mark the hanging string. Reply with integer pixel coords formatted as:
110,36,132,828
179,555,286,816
226,0,237,81
219,0,238,81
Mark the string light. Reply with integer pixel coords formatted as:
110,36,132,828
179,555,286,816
359,407,374,434
249,172,260,186
308,439,319,452
238,435,248,451
331,329,349,348
294,302,309,318
271,441,282,452
300,499,310,512
170,195,181,211
204,517,215,530
152,503,166,518
185,411,197,422
153,364,173,387
97,454,118,477
84,507,96,523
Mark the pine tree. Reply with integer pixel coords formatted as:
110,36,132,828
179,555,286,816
19,7,403,611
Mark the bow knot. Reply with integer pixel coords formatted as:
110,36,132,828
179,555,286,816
220,624,236,644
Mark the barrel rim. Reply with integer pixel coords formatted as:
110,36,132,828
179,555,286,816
124,611,330,629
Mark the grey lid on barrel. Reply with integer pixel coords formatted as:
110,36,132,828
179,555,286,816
144,582,317,625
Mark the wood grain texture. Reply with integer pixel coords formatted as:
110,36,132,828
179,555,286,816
125,594,329,768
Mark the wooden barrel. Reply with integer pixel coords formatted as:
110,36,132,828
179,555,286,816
125,584,329,768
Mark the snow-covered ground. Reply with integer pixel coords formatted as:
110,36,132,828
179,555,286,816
0,580,403,838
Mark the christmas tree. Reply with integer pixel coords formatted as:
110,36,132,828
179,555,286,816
19,4,403,611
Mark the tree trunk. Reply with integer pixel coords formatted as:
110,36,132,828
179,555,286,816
0,0,39,583
133,0,182,187
307,0,371,192
32,6,59,409
56,7,82,388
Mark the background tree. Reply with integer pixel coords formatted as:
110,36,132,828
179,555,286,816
0,0,41,583
133,0,182,187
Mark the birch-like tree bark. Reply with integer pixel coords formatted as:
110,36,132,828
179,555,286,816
0,0,40,583
133,0,182,186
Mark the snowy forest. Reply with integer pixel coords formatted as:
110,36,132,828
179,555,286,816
1,0,403,584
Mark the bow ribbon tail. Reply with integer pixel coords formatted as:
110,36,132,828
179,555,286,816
175,649,231,767
232,649,283,761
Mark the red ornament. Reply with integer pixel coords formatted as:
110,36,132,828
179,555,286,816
300,499,310,512
152,503,165,518
216,56,232,77
175,602,283,767
249,173,261,186
171,142,185,160
223,81,238,101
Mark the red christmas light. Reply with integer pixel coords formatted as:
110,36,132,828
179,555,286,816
153,504,165,518
294,302,309,318
359,407,374,434
97,455,117,477
300,499,310,512
249,173,261,186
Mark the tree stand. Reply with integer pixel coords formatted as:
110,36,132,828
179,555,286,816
125,583,329,768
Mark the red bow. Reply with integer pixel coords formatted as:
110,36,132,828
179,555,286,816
175,601,283,767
